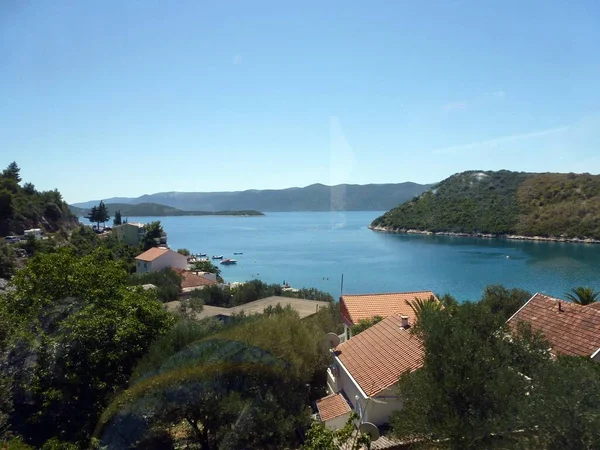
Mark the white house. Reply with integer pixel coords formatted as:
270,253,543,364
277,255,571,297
135,247,187,274
316,314,423,430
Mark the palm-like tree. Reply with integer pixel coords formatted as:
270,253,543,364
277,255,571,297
406,295,442,319
565,286,600,305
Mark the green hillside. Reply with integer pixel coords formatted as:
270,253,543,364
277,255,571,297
371,170,600,239
0,162,77,236
70,202,264,217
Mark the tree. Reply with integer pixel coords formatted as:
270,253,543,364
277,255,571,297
301,412,371,450
128,268,182,303
351,315,383,335
2,162,21,183
479,285,531,320
0,248,174,446
22,183,36,195
0,189,14,233
177,248,190,256
86,201,110,230
190,260,221,278
141,221,163,251
0,242,15,279
113,210,122,226
390,302,551,449
527,356,600,450
405,295,442,319
98,310,328,449
565,286,599,305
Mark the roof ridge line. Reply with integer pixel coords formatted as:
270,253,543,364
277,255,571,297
342,290,435,297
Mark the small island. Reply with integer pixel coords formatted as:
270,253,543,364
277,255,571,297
70,202,264,217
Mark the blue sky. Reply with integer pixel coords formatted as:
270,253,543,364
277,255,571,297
1,0,599,203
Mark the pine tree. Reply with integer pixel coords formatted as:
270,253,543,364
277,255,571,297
113,210,122,226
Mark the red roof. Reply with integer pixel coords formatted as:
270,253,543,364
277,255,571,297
334,314,423,397
315,392,351,422
507,293,600,357
173,269,217,288
340,291,436,326
135,247,170,262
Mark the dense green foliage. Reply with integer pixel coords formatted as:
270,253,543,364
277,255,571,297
128,268,182,302
372,170,600,239
479,285,531,321
350,315,383,335
194,279,334,308
113,210,122,226
0,249,174,447
141,220,163,251
0,162,76,236
390,296,600,449
564,285,599,305
301,412,371,450
86,201,110,230
72,202,265,217
98,306,340,449
190,260,222,279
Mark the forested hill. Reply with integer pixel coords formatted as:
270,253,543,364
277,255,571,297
70,202,263,217
71,182,432,212
0,162,77,236
371,170,600,240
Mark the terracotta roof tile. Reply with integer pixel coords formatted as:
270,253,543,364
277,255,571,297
507,293,600,357
334,314,423,397
176,270,217,289
340,291,436,326
316,392,351,422
135,247,170,262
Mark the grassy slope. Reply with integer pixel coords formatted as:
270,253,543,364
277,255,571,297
372,170,600,239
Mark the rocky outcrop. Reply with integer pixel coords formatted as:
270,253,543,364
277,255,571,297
368,225,600,244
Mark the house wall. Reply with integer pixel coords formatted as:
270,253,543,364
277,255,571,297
136,260,153,274
114,223,145,246
151,251,188,272
333,357,404,427
324,411,351,431
363,385,403,426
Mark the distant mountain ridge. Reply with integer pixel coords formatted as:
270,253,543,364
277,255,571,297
72,182,432,212
70,203,263,217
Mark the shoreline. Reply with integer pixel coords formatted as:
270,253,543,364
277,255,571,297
368,225,600,245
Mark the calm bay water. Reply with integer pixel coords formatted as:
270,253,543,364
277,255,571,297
127,211,600,301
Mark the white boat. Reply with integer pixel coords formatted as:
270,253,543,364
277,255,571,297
220,259,237,265
212,255,224,260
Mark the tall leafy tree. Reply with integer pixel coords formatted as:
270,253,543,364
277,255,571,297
2,162,21,183
141,221,163,251
391,302,551,448
0,248,174,447
565,286,599,305
113,210,122,226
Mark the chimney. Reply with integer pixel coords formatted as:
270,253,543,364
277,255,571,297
401,315,410,329
558,301,563,313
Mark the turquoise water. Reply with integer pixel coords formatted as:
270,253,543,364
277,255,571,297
125,211,600,301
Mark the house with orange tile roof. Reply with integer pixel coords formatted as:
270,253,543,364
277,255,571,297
340,291,436,339
317,314,424,430
506,293,600,361
135,247,187,274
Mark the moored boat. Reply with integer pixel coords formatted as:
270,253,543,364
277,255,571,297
220,259,237,265
212,255,224,260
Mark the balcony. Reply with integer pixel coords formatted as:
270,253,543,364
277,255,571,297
327,367,339,394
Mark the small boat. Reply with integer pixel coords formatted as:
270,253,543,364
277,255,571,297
212,255,224,260
199,253,207,257
233,252,243,255
220,259,237,265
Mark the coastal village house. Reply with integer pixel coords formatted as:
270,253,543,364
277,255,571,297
114,222,168,247
135,247,187,274
506,292,600,361
317,314,423,430
340,291,436,340
113,222,147,246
